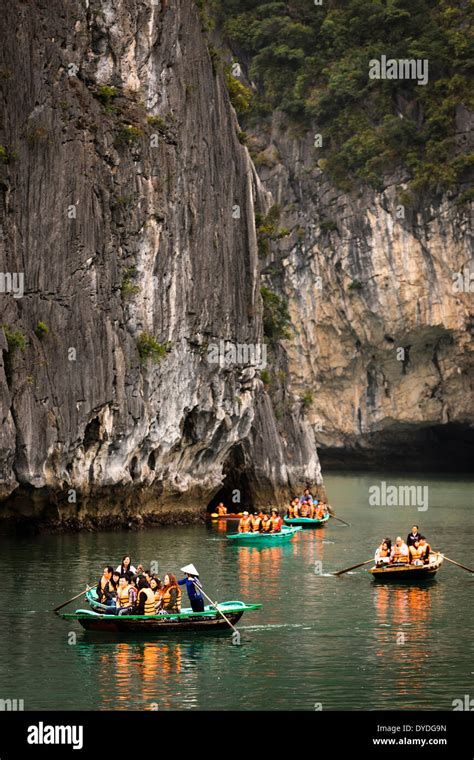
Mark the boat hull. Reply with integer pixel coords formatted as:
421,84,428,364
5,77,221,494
284,514,330,527
207,513,243,520
369,553,444,582
227,526,301,545
64,600,260,634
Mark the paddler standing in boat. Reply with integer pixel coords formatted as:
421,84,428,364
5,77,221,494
178,564,205,612
216,502,228,516
238,511,252,533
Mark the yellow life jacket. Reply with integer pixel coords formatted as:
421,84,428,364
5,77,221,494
239,517,252,533
117,584,131,607
162,586,182,613
139,587,157,616
392,545,408,563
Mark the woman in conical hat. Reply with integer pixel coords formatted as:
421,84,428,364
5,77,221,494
178,564,204,612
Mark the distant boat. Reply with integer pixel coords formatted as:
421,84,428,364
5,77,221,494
284,513,330,528
227,526,301,545
207,512,243,520
369,552,444,582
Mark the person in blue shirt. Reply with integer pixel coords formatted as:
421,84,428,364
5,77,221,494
179,564,205,612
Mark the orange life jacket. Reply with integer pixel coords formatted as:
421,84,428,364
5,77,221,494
271,515,282,532
261,517,272,532
300,502,311,517
161,586,182,613
117,584,131,607
239,516,252,533
392,545,409,563
251,516,262,531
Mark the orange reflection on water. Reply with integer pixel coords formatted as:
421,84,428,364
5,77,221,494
373,584,433,697
95,640,183,710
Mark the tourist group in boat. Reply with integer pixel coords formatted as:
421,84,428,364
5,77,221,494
93,558,204,616
222,488,329,533
374,526,432,566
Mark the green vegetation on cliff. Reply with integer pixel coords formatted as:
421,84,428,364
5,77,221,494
216,0,473,191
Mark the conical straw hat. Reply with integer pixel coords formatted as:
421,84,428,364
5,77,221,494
180,563,199,576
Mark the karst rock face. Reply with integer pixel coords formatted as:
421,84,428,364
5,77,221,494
253,113,473,471
0,0,322,528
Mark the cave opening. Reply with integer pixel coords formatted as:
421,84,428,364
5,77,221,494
318,422,474,472
206,444,254,513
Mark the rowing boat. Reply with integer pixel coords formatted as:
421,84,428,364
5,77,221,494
61,600,261,633
369,552,444,582
284,513,330,528
227,525,301,545
207,512,243,520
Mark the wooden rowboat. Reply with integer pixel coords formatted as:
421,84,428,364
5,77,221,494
369,552,444,582
61,600,261,633
284,513,330,528
207,512,243,520
227,525,301,545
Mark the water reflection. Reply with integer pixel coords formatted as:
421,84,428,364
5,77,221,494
372,584,435,701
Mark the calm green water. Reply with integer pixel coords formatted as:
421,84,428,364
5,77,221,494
1,472,472,711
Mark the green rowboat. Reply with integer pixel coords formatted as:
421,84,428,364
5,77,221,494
284,513,330,528
227,525,301,545
61,601,261,633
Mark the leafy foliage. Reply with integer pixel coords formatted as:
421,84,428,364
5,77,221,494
137,333,170,364
217,0,473,190
260,286,292,341
34,322,49,339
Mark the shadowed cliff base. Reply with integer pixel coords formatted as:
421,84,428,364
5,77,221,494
318,423,474,473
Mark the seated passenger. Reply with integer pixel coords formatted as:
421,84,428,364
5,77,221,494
418,536,431,564
97,566,115,606
409,540,424,566
150,576,162,607
250,511,262,533
270,509,283,533
135,577,157,616
375,540,391,566
116,575,134,614
158,574,182,614
299,500,311,518
288,498,299,518
216,502,227,516
238,511,252,533
261,513,272,532
314,502,325,520
390,536,409,564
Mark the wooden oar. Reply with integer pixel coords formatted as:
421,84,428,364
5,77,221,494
329,513,351,527
438,553,474,574
333,558,373,576
191,580,240,637
53,583,94,613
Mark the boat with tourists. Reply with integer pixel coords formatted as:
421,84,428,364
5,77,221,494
227,525,301,545
284,513,330,528
61,600,261,633
369,552,444,582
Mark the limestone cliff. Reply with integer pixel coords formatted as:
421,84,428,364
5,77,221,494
0,0,322,530
251,114,473,470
